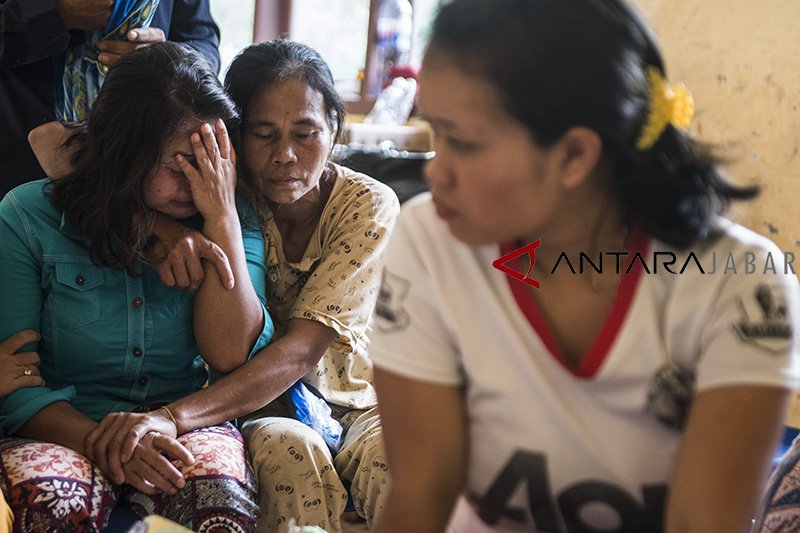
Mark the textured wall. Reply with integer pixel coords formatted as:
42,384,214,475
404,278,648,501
631,0,800,423
633,0,800,251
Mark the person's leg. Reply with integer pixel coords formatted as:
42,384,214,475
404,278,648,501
0,437,118,532
243,413,348,533
334,407,390,528
121,422,258,532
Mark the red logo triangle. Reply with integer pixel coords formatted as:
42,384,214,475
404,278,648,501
492,240,541,288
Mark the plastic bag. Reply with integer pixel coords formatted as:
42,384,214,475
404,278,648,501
286,518,329,532
288,381,343,452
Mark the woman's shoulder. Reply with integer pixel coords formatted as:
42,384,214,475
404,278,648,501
388,192,481,258
649,217,799,302
0,179,59,224
395,192,438,227
703,217,786,257
330,163,400,210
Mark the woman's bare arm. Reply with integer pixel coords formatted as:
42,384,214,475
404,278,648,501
104,317,335,476
666,385,789,533
372,367,468,533
178,120,265,372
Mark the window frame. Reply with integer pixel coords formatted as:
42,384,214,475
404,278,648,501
252,0,388,115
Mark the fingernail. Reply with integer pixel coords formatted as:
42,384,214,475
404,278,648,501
97,42,107,51
129,30,138,40
98,53,108,64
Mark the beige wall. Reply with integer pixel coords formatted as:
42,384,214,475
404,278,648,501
632,0,800,425
633,0,800,248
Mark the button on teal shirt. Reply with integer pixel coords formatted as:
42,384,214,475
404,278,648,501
0,179,274,436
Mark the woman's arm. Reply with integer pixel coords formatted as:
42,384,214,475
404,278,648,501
22,401,193,494
99,317,334,480
178,120,264,372
666,385,790,533
372,367,468,533
146,213,233,292
15,402,98,455
27,121,83,178
163,317,334,433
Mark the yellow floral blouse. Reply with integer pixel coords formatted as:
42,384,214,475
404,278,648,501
255,163,400,409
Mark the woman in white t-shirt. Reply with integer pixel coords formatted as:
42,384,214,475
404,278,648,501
369,1,799,532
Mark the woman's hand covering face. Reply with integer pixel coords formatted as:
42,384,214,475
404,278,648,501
176,119,238,222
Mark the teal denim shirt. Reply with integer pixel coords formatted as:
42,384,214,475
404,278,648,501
0,179,273,436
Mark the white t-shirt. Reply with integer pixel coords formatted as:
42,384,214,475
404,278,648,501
370,193,800,532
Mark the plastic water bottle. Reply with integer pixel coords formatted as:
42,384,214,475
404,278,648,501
364,76,417,125
374,0,413,94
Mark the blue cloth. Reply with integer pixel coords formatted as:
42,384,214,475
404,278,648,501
108,0,151,32
59,0,160,122
0,179,273,436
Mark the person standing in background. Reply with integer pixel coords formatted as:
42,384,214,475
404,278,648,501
0,0,220,197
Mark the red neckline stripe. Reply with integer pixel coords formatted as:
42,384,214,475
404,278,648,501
499,228,650,378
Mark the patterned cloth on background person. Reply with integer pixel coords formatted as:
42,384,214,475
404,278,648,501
0,422,256,532
59,0,159,122
752,434,800,532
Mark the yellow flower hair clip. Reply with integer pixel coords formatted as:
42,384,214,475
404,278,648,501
635,66,694,151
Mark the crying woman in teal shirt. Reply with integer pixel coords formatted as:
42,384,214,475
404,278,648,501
0,183,271,430
0,43,272,531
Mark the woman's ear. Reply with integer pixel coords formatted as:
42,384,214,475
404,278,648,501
554,126,603,189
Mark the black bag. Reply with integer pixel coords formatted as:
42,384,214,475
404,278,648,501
335,144,431,204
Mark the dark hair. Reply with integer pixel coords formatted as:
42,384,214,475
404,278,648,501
427,0,758,248
50,42,239,273
224,39,345,146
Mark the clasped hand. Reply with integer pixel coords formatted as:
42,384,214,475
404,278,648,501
85,410,194,494
146,221,234,291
